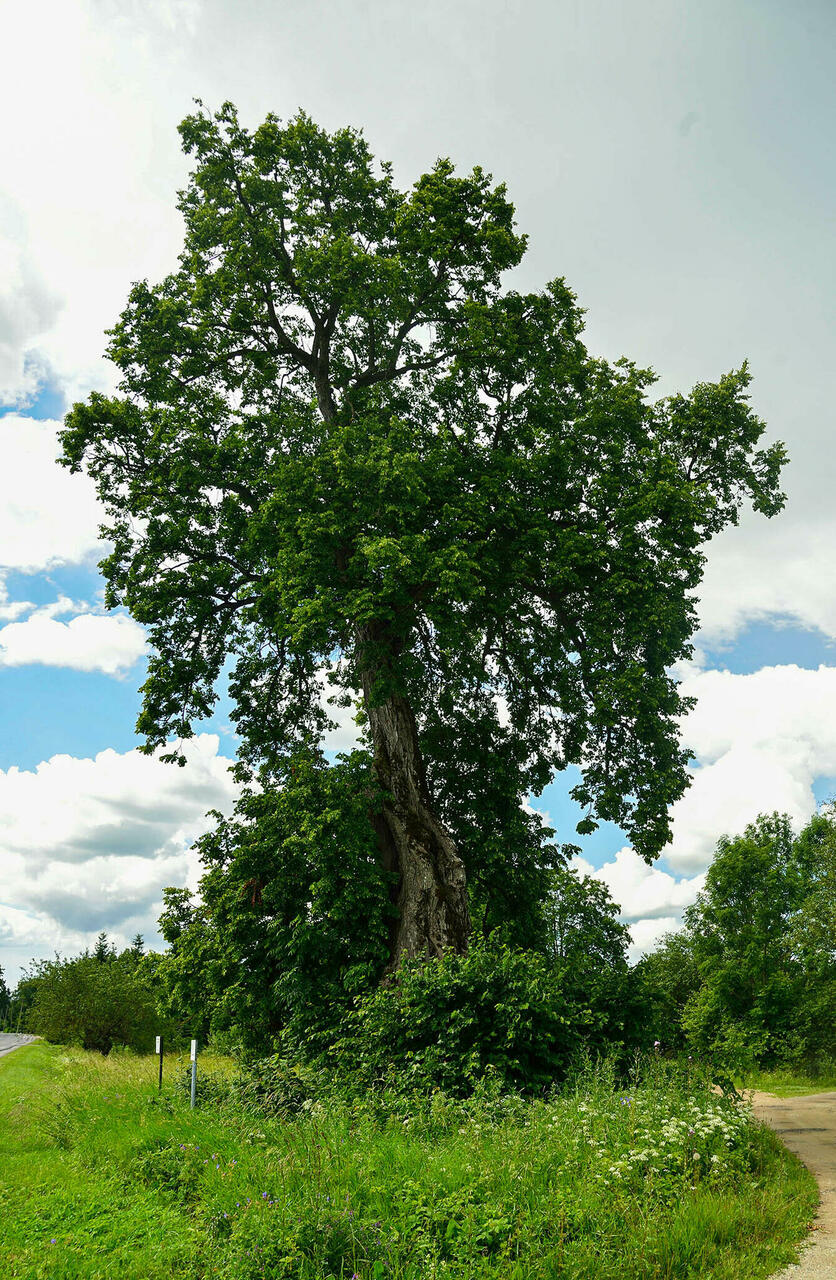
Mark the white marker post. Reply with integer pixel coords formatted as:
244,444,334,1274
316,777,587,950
155,1035,163,1091
190,1038,198,1109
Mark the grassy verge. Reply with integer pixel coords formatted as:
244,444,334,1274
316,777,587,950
0,1043,818,1280
739,1064,836,1098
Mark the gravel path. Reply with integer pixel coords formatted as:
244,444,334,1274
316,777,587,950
0,1032,37,1059
750,1090,836,1279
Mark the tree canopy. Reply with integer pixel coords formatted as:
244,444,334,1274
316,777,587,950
22,941,159,1055
60,101,786,968
639,809,836,1071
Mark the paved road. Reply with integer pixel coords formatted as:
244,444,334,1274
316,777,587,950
751,1090,836,1279
0,1033,37,1059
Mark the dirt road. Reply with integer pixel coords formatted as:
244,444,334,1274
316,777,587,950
751,1090,836,1279
0,1032,37,1059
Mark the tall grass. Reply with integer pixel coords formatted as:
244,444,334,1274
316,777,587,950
0,1043,818,1279
740,1059,836,1098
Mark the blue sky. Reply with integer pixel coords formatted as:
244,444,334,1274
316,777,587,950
1,0,835,984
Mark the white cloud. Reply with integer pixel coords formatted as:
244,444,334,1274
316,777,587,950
31,596,91,620
0,239,63,405
569,662,836,961
0,578,33,622
0,735,238,970
668,663,836,872
695,517,836,647
568,849,703,964
0,611,147,675
0,3,198,405
626,917,681,965
582,847,704,922
0,415,104,572
0,903,89,957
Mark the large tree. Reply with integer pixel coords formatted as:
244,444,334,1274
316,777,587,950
60,102,785,969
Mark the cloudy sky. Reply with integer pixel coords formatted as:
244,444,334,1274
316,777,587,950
1,0,834,983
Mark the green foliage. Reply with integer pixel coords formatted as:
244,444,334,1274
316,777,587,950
641,808,836,1071
151,751,636,1060
633,930,701,1051
331,938,592,1096
0,963,9,1024
231,1055,325,1116
0,1042,817,1280
542,866,635,1052
59,99,785,875
24,946,161,1054
133,1139,207,1206
154,751,396,1055
93,931,116,963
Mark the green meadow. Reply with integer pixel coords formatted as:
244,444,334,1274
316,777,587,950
0,1042,817,1280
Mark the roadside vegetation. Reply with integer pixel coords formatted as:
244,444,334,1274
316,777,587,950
0,1041,817,1280
6,807,836,1277
738,1065,836,1098
636,809,836,1085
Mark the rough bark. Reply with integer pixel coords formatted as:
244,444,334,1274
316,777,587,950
356,626,471,969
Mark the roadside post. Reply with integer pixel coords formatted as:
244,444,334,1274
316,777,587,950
190,1038,198,1109
156,1035,163,1091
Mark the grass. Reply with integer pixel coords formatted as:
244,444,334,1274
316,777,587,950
0,1042,819,1279
740,1064,836,1098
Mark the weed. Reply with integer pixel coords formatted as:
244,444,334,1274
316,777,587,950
0,1043,819,1280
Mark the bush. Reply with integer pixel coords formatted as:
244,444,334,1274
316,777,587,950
329,938,591,1096
26,952,158,1054
232,1054,326,1116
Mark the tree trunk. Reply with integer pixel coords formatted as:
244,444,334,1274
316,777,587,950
356,627,471,970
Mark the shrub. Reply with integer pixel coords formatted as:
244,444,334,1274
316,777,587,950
330,938,591,1096
26,952,158,1054
232,1055,326,1116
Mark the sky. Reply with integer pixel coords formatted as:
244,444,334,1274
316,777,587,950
1,0,835,984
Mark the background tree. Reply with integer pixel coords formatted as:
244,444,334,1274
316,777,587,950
7,968,44,1032
542,866,635,1054
680,814,805,1064
641,809,836,1071
632,929,700,1052
0,963,9,1026
60,101,786,970
93,931,116,963
25,949,159,1054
